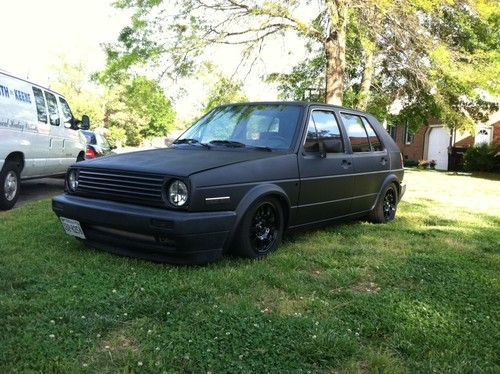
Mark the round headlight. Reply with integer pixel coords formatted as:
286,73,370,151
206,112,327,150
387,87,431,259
68,169,79,192
168,179,188,207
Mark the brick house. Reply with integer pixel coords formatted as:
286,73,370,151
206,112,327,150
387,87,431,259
387,116,500,171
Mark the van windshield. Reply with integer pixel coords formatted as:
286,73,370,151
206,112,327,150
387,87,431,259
176,104,302,150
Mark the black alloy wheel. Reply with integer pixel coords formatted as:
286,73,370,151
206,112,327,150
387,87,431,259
234,197,284,258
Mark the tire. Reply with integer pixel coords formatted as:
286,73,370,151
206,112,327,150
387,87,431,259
0,162,21,211
369,184,398,224
233,197,284,259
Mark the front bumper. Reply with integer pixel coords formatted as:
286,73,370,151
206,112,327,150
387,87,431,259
52,194,237,265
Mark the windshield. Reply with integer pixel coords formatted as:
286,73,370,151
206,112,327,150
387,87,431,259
177,104,302,150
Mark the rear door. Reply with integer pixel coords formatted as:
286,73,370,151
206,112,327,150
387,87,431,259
339,112,390,213
297,108,354,225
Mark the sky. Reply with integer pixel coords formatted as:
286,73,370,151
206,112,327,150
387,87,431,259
0,0,309,121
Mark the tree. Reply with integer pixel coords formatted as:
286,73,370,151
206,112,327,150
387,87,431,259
104,76,176,146
105,0,499,132
50,60,105,126
203,75,248,113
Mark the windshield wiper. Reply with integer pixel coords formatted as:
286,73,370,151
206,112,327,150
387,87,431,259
173,138,210,148
209,140,246,148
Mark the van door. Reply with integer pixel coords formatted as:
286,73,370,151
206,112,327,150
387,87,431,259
44,91,66,175
339,112,390,213
297,109,354,225
58,96,83,166
27,87,51,177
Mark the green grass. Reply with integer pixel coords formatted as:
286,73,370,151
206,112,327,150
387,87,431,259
1,170,499,372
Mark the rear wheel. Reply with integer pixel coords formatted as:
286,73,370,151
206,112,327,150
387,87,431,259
0,162,21,210
233,197,284,259
369,184,398,223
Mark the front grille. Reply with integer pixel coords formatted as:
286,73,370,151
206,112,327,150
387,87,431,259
76,168,165,207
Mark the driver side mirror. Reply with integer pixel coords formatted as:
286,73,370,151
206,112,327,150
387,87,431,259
81,115,90,130
319,138,343,157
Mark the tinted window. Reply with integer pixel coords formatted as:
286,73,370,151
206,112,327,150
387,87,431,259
58,97,73,123
32,87,47,123
179,104,302,150
362,117,383,151
44,91,60,126
305,110,343,153
341,113,370,152
304,119,319,153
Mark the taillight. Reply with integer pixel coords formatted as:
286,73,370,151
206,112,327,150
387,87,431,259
85,146,97,159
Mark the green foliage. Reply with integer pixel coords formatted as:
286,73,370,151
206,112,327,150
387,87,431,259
50,60,105,127
267,54,326,102
104,76,176,146
105,126,127,148
464,143,500,172
203,76,248,113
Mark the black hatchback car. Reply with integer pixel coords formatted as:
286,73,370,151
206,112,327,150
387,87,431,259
52,102,405,264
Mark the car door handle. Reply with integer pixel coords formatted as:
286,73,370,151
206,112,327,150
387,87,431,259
341,159,352,169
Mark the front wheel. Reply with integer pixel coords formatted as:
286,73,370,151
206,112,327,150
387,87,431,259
369,184,398,223
233,197,284,259
0,162,21,210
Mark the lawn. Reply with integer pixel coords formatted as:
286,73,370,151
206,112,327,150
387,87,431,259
0,170,499,372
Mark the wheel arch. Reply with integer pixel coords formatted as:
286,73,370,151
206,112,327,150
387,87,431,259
224,184,291,250
370,174,401,211
3,152,25,172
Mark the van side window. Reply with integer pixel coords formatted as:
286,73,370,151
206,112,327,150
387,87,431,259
361,117,384,151
305,111,344,153
58,97,73,123
32,87,47,123
44,91,60,126
341,113,371,152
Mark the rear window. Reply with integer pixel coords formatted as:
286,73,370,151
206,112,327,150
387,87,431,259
341,113,371,152
32,87,47,123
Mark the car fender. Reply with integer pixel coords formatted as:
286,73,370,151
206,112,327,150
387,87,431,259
370,173,402,210
224,183,291,250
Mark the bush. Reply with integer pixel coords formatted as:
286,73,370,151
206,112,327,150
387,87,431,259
464,144,500,172
404,160,419,168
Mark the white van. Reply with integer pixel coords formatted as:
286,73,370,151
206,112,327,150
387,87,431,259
0,70,89,210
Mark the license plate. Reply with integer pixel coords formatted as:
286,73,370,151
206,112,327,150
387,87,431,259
60,217,86,239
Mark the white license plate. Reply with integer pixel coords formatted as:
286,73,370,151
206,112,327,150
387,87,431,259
60,217,86,239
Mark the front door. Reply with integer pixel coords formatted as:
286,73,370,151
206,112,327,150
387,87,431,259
44,91,65,175
338,112,390,213
297,109,354,225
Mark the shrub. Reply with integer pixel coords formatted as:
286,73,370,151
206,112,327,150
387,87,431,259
463,144,500,172
418,160,429,169
404,160,419,168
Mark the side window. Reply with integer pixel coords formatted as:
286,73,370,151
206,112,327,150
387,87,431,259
44,91,60,126
304,111,344,153
304,118,319,153
58,97,73,123
32,87,47,123
362,117,383,151
341,113,371,152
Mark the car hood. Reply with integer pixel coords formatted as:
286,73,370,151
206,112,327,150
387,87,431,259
77,147,286,177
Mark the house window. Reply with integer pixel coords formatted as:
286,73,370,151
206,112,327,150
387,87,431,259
403,124,414,145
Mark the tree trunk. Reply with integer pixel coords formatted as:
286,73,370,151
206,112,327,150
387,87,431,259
325,1,348,106
357,48,374,111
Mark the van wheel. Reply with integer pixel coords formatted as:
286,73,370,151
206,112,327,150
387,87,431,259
0,162,21,210
233,197,284,259
369,184,398,223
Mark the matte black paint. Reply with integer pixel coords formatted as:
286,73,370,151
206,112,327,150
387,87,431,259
52,102,405,264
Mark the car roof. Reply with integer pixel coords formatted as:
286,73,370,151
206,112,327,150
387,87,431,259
215,101,372,117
